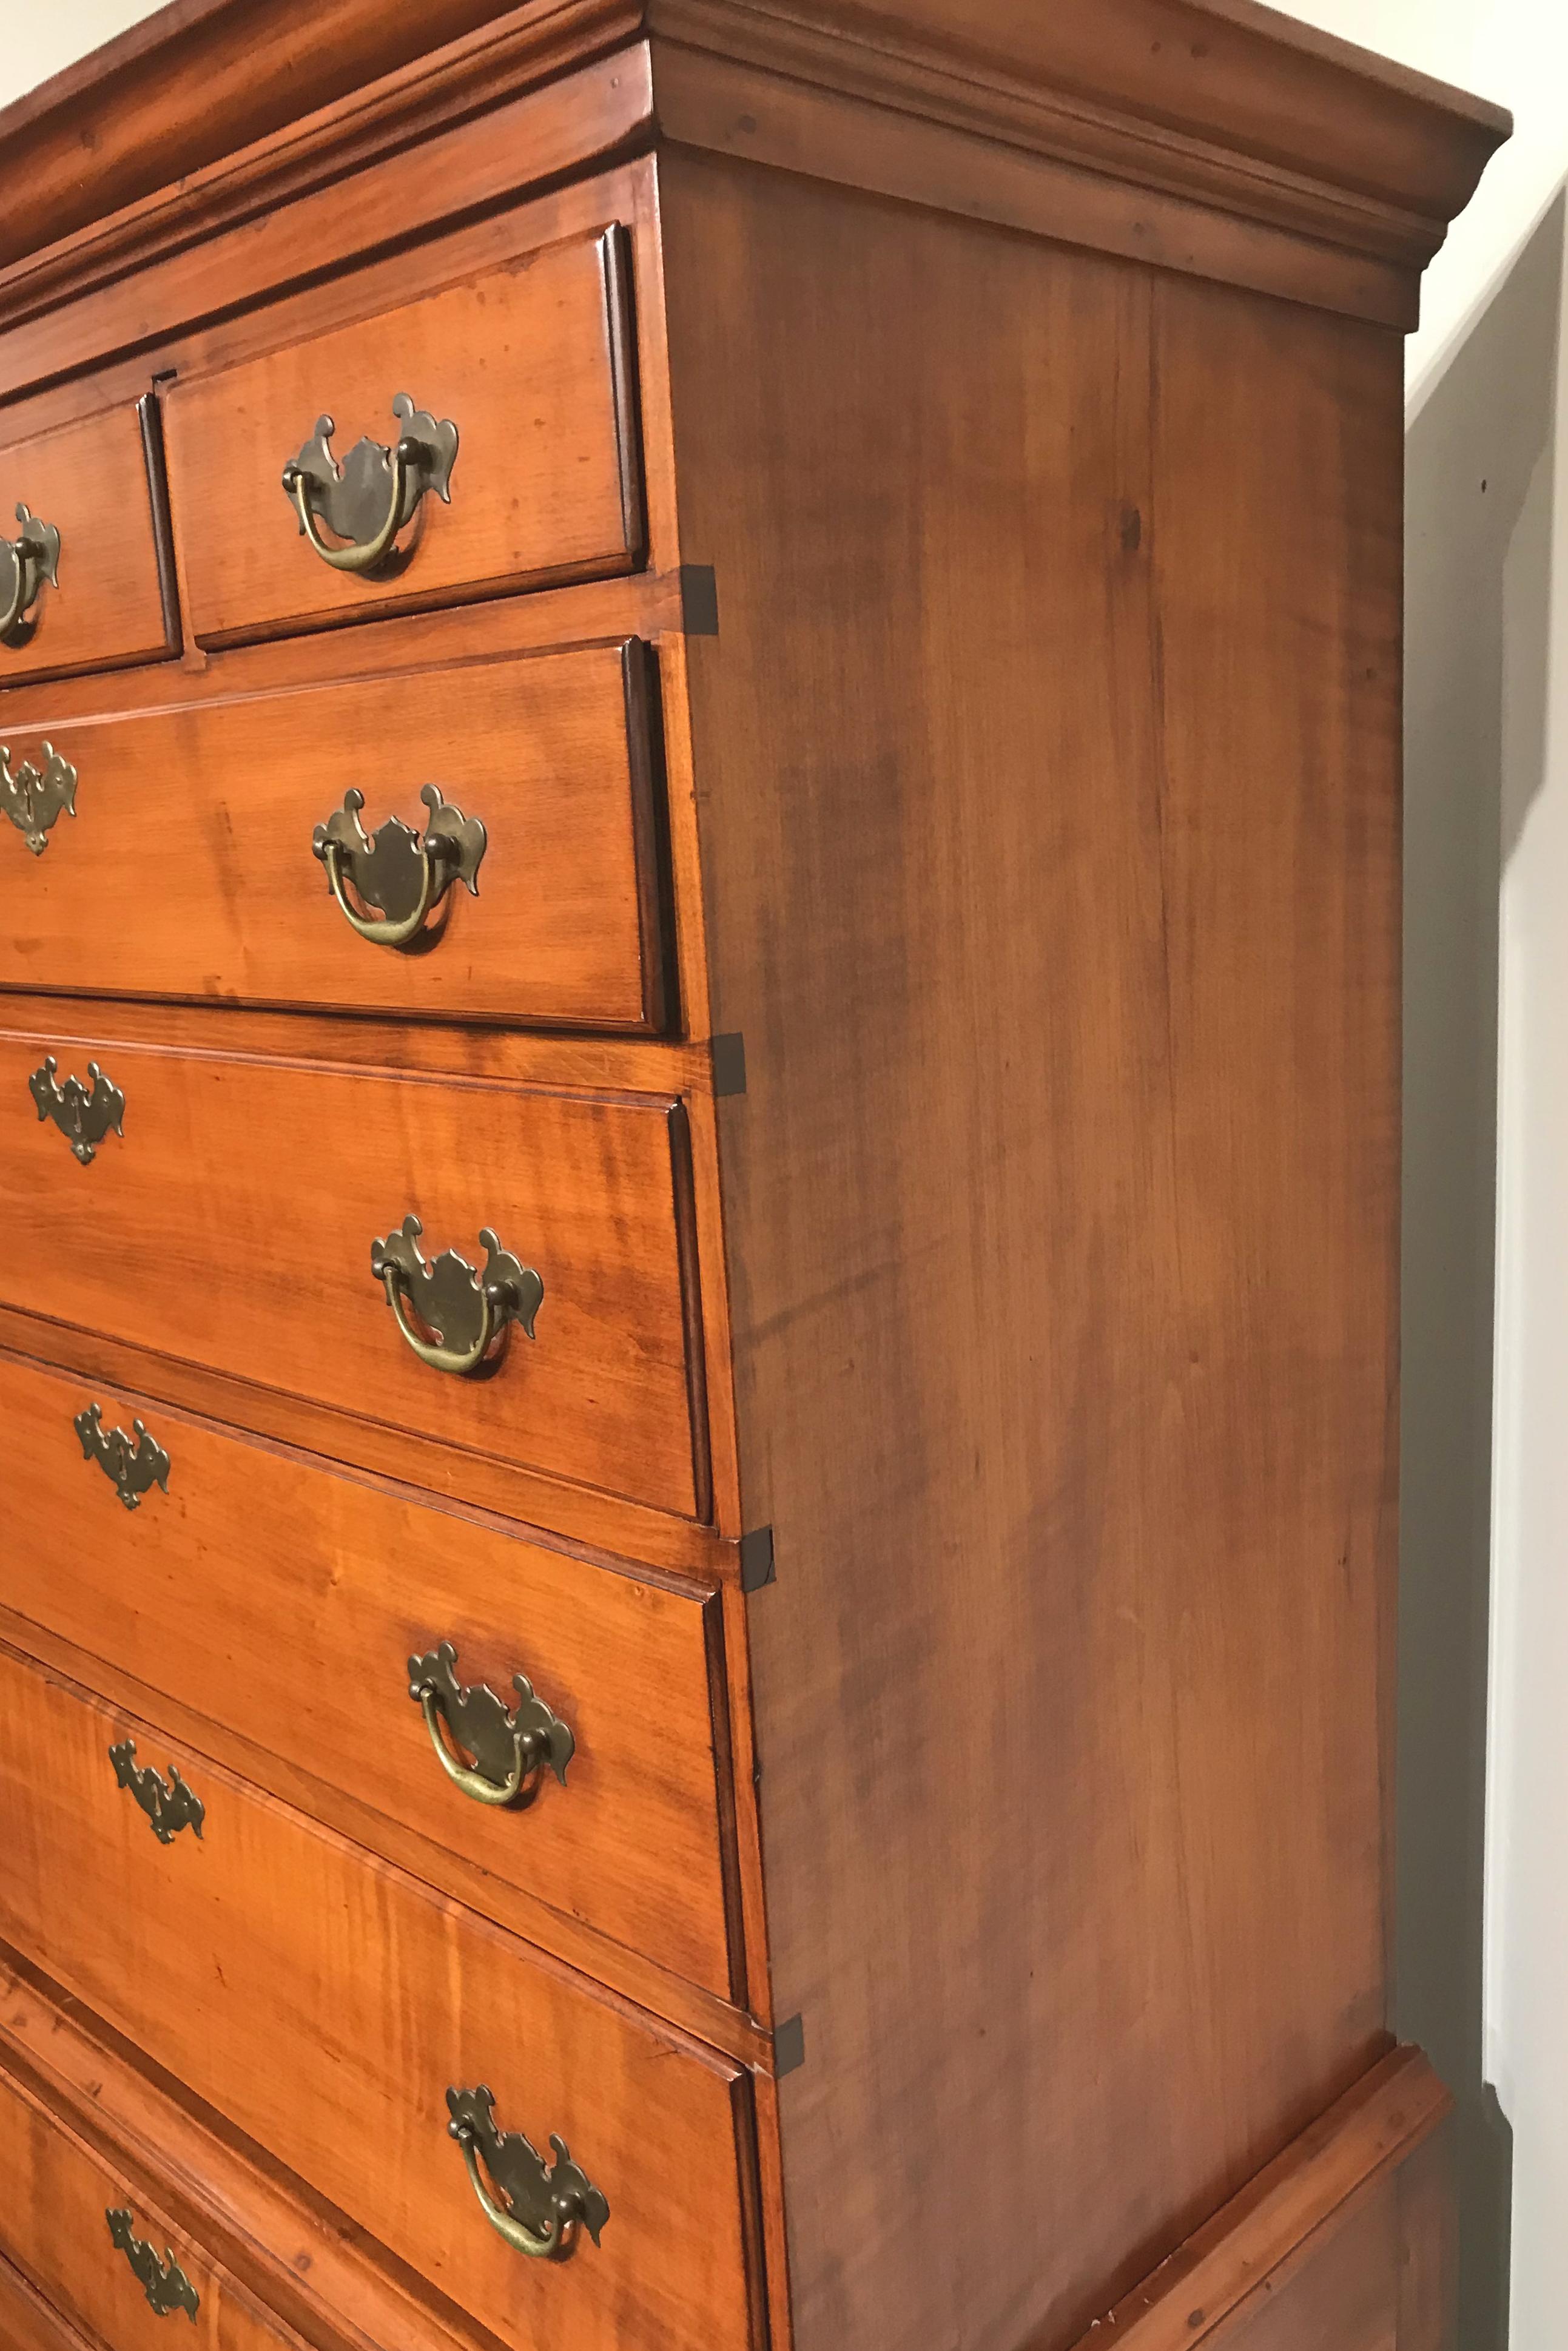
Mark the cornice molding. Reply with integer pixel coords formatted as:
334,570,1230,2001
0,0,1510,355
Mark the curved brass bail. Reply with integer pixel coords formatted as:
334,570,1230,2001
284,437,415,574
418,1690,536,1808
380,1263,498,1377
321,835,440,947
457,2137,575,2261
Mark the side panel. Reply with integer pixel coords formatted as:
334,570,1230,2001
659,155,1407,2351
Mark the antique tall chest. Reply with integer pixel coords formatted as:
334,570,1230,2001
0,6,1504,2350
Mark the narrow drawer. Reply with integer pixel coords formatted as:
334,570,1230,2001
0,2057,306,2351
0,397,176,686
0,1350,734,1995
0,1648,759,2351
0,641,666,1031
1,1028,705,1519
164,228,642,647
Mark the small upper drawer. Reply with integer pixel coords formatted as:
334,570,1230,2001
164,227,644,647
0,640,667,1031
0,397,177,686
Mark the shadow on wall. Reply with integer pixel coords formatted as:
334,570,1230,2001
1400,186,1564,2351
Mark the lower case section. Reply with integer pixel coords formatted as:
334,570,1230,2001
1070,2046,1455,2351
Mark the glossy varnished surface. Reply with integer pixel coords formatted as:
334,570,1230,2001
0,1644,761,2351
664,155,1405,2351
0,639,668,1030
164,229,642,646
0,1025,706,1518
0,1349,736,1994
0,399,173,686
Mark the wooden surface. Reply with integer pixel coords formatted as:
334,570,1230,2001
0,638,668,1031
0,1346,738,1997
1070,2048,1450,2346
0,0,1505,328
165,227,641,646
0,1023,705,1519
0,2058,307,2351
663,156,1404,2351
0,1642,761,2351
0,1947,525,2351
0,399,173,686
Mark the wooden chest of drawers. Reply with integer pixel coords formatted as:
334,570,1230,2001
0,5,1504,2351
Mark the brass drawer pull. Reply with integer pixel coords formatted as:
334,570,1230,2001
409,1642,573,1809
109,1739,205,1844
30,1055,124,1164
446,2086,608,2261
1,740,76,852
281,393,457,576
371,1216,542,1378
106,2209,200,2321
314,783,485,948
76,1403,170,1510
0,501,59,644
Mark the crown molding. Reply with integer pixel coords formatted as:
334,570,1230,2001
0,0,1510,363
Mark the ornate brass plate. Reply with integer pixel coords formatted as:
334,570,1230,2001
281,394,457,575
409,1641,574,1807
1,740,76,852
109,1740,206,1844
446,2085,608,2261
29,1055,124,1163
75,1403,169,1509
371,1216,542,1377
313,782,486,946
106,2209,200,2321
0,501,60,646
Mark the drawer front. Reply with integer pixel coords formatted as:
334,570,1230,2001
165,229,642,647
0,398,175,687
0,1648,758,2351
0,641,665,1030
0,2059,303,2351
0,1350,733,1994
0,1030,704,1519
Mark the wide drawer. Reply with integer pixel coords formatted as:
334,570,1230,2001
164,228,643,647
0,1647,758,2351
0,396,176,687
0,2056,308,2351
0,1028,705,1520
0,1349,733,1995
0,640,667,1030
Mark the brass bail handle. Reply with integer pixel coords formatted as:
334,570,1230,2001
312,783,486,949
446,2086,608,2262
281,393,457,576
408,1641,574,1809
370,1216,542,1378
0,503,60,646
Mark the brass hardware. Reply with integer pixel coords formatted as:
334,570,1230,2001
314,783,485,947
371,1217,542,1378
0,502,59,645
409,1642,573,1809
75,1403,169,1510
30,1056,124,1164
106,2210,200,2321
109,1740,205,1844
446,2086,608,2261
281,394,457,575
1,740,76,852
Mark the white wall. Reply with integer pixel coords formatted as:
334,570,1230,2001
0,4,1556,2347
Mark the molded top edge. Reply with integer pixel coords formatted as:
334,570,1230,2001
0,0,1510,282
